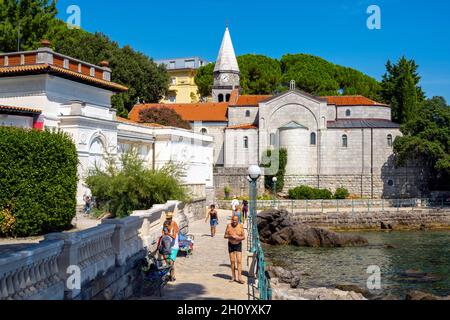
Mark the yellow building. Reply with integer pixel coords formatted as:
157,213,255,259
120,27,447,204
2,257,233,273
156,57,209,104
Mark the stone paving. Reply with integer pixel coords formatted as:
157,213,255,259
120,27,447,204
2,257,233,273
142,209,250,300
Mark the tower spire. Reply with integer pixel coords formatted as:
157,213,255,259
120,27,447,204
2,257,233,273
214,26,239,73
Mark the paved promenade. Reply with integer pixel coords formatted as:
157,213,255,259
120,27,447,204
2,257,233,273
143,209,250,300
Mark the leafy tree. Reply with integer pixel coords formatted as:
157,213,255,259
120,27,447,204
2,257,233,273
139,106,192,129
195,53,381,99
86,150,188,218
195,62,215,99
237,54,282,94
281,54,381,99
381,57,425,123
394,97,450,191
0,0,58,52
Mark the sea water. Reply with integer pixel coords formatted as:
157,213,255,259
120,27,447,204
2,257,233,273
264,230,450,299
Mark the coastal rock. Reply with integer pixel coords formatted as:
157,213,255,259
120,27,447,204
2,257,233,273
400,270,443,283
271,283,367,301
266,266,302,288
406,290,450,301
258,209,368,247
334,284,370,298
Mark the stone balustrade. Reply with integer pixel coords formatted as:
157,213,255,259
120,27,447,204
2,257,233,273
0,240,65,300
0,199,207,300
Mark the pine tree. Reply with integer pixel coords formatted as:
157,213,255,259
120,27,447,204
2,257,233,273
381,57,425,123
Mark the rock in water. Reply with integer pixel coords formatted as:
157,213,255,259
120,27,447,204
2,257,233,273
406,291,450,300
271,284,367,301
258,209,368,247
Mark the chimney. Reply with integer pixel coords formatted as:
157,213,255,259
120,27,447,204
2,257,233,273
36,39,54,64
40,40,51,48
100,60,112,81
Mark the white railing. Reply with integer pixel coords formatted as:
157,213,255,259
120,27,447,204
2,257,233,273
0,199,206,300
0,240,64,300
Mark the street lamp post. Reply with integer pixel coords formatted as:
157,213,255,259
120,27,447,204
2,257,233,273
248,165,261,253
272,177,278,208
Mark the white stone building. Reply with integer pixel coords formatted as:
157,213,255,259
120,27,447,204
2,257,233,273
131,27,420,199
0,42,214,204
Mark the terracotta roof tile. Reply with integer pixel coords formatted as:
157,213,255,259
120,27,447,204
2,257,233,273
232,95,272,106
322,95,389,107
0,64,128,92
226,123,258,130
0,105,42,114
129,103,229,122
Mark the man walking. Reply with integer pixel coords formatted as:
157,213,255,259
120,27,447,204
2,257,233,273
224,216,246,284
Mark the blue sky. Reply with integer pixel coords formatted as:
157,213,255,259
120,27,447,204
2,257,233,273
56,0,450,101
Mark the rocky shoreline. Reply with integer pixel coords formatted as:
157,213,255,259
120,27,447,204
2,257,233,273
259,209,450,301
267,266,450,301
258,209,368,247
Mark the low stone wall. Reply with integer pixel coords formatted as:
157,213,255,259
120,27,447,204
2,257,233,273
291,209,450,231
284,173,421,199
214,167,265,199
0,199,207,301
217,199,426,212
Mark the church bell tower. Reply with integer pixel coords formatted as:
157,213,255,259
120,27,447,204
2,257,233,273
212,27,240,103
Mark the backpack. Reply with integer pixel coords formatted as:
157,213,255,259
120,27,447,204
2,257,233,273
159,235,174,256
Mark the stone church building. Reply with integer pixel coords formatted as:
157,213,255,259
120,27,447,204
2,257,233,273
131,27,420,199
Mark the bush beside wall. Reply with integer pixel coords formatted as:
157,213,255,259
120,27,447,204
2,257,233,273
0,128,78,237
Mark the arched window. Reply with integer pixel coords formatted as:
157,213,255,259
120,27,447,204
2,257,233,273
346,109,351,117
310,132,317,145
245,110,251,117
226,94,231,102
218,94,224,102
270,133,276,146
200,128,208,135
88,137,105,170
244,136,249,149
342,135,348,148
387,134,393,147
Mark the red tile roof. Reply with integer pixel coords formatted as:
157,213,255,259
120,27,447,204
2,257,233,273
129,103,229,122
0,105,42,114
0,64,128,92
226,123,258,130
232,95,272,106
322,96,389,107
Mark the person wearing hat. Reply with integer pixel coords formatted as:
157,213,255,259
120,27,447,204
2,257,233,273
163,212,179,282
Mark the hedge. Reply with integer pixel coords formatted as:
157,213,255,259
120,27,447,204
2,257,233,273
288,185,350,200
0,127,78,237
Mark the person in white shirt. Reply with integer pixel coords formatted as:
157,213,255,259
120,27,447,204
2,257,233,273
231,197,240,215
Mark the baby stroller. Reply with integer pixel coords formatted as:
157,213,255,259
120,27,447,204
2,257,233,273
140,253,173,297
178,226,195,257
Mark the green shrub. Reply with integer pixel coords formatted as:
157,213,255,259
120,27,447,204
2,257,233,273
86,150,188,218
0,127,78,237
334,187,350,199
288,186,333,200
263,148,288,193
